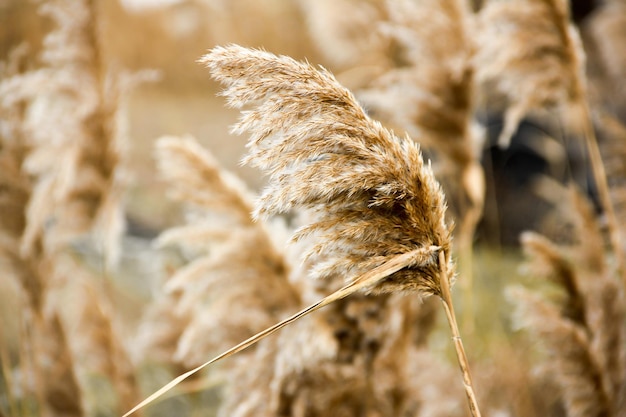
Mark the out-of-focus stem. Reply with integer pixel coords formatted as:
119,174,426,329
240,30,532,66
579,102,624,283
457,202,482,335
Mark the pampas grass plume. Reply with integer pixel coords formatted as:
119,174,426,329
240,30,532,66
204,44,452,296
121,45,480,417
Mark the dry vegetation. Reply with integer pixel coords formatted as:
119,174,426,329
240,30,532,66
1,0,626,416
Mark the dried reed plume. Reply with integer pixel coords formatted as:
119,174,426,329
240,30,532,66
475,0,624,281
359,0,477,155
136,135,298,369
0,46,41,313
206,44,451,295
143,140,450,417
207,43,481,415
68,265,140,415
217,295,463,417
0,0,154,268
474,0,586,149
0,1,146,414
511,187,626,416
357,0,484,331
122,44,481,417
359,0,483,216
0,42,85,417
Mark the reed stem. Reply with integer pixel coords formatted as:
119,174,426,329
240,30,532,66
438,250,482,417
579,102,624,283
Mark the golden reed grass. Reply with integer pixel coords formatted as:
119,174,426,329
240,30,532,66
123,44,481,417
357,0,484,333
144,135,457,416
135,135,298,369
0,20,85,417
296,0,391,82
0,0,147,414
3,1,625,416
511,186,626,417
475,0,624,280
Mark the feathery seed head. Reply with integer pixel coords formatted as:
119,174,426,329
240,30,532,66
475,0,587,148
149,135,298,367
201,45,452,297
356,0,483,231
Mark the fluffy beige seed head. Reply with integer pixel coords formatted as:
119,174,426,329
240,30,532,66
147,135,298,367
201,45,452,297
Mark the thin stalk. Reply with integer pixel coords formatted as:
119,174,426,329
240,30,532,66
579,102,624,282
438,250,482,417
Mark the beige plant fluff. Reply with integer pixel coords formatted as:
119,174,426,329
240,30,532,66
355,0,484,298
122,45,477,417
510,187,626,417
141,135,457,417
0,1,145,415
201,44,452,297
474,0,587,148
121,130,457,417
0,47,40,312
0,39,86,417
296,0,391,80
359,0,477,155
138,135,299,369
0,0,155,268
68,264,140,415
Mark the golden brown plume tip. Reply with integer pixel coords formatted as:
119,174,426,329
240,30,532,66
200,44,452,296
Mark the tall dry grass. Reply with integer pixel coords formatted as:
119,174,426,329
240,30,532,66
474,0,624,279
510,186,626,417
0,0,149,415
473,0,586,149
135,134,298,370
123,43,482,417
355,0,485,331
2,1,626,417
0,29,85,417
205,43,473,416
127,73,464,417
